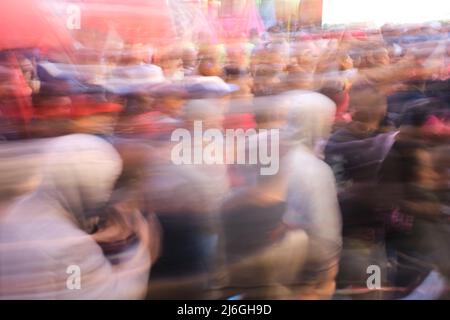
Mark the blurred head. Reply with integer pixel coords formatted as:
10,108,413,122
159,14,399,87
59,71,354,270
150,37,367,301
198,57,222,77
371,47,390,66
285,61,316,90
155,48,183,78
226,45,247,67
358,44,390,68
39,134,123,229
295,50,319,73
283,90,337,150
339,53,354,70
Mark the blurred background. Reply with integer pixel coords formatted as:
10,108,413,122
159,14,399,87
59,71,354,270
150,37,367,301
0,0,449,300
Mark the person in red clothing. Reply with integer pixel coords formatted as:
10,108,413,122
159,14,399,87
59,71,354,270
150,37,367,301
0,52,34,139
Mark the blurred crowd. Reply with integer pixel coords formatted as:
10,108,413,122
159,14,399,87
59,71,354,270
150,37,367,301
0,19,449,300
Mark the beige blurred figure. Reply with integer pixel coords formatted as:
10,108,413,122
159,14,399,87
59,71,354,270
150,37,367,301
0,134,151,299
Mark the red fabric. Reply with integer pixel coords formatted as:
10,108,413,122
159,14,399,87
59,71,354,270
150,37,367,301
0,55,33,122
70,95,122,117
0,0,73,50
34,106,71,119
78,0,176,46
